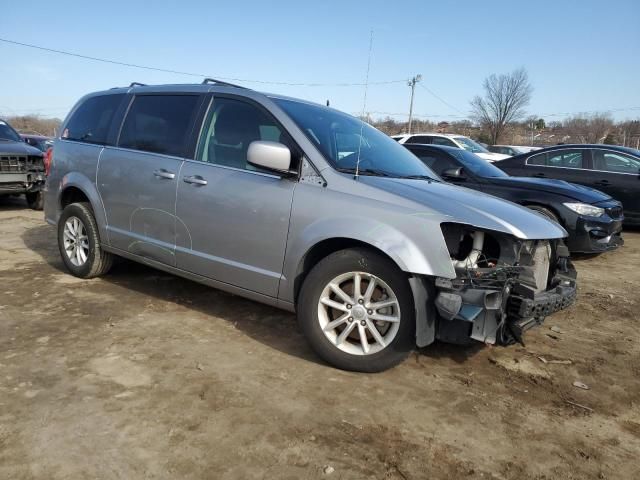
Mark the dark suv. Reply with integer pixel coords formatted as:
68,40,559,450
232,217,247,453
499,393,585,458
0,119,45,209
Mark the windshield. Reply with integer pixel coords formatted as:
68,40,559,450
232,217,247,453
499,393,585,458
449,149,508,178
275,98,439,180
454,136,489,154
0,121,22,142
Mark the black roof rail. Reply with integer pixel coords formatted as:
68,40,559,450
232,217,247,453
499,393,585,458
201,78,247,89
129,82,146,87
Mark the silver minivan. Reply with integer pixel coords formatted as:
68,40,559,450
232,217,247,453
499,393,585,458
44,80,577,372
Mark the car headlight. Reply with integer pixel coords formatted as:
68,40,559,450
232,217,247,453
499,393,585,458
563,202,604,217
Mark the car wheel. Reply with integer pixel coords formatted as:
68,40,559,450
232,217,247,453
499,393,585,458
297,248,415,372
527,205,560,224
26,191,44,210
58,202,114,278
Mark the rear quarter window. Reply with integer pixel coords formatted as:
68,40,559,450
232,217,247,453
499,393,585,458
527,152,547,166
63,94,125,145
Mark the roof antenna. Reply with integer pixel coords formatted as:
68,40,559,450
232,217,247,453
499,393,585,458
326,99,330,107
354,30,374,181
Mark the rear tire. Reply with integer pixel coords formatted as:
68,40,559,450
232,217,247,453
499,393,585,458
57,202,114,278
297,248,415,372
26,191,44,210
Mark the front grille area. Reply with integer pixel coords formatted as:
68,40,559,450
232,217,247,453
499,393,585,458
606,206,623,219
0,155,27,173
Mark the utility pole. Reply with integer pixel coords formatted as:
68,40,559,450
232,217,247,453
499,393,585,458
407,74,422,134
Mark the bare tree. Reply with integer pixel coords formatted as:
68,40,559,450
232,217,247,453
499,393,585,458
470,68,532,145
563,114,614,143
5,115,62,137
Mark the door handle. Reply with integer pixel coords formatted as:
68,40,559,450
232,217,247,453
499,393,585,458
532,172,546,178
594,180,610,187
183,175,208,186
153,169,175,180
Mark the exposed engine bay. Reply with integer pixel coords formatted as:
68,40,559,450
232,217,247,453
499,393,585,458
434,223,577,345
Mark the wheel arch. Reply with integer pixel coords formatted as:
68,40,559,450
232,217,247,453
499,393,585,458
521,201,563,223
57,172,109,243
291,237,400,305
279,215,454,307
289,236,439,350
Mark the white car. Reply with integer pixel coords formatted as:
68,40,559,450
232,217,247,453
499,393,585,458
392,133,510,162
488,145,541,156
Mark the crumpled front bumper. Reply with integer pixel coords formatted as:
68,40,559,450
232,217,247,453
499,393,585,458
433,260,577,346
0,172,45,195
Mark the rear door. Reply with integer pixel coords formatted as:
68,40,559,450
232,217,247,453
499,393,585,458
518,148,593,184
589,148,640,221
174,95,297,297
97,93,203,265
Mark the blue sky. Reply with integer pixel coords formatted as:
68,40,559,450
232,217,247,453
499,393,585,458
1,0,639,122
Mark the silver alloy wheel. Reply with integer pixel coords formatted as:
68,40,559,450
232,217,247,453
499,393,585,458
63,216,90,267
317,271,401,356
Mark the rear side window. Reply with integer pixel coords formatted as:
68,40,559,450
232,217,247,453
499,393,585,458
414,151,457,174
527,153,546,166
63,94,124,145
431,137,457,147
547,150,583,168
407,135,431,144
593,150,640,173
118,95,199,157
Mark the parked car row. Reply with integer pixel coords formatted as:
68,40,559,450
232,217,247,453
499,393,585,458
403,144,624,253
391,130,637,250
496,144,640,225
43,81,577,372
392,133,510,162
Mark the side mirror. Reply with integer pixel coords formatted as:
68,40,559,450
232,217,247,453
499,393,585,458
247,140,292,174
442,167,464,179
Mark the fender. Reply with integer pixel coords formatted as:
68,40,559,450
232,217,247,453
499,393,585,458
58,171,110,244
278,213,455,305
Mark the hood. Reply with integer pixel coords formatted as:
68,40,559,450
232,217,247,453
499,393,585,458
476,152,510,162
487,176,611,203
0,140,43,156
359,176,567,240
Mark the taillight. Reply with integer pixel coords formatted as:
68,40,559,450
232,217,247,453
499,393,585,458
44,146,53,176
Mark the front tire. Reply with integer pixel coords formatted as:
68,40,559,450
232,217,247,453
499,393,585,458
57,202,114,278
298,248,415,372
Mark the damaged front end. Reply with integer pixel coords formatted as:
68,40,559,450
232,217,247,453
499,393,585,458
433,223,577,346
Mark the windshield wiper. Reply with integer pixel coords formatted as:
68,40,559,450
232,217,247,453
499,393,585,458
336,167,392,177
401,174,440,182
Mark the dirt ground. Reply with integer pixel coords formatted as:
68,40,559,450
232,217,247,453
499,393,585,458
0,196,638,480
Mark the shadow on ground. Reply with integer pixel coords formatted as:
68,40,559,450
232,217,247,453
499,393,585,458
0,195,30,212
22,222,489,369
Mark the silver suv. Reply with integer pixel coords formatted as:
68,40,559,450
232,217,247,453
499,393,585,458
44,80,577,372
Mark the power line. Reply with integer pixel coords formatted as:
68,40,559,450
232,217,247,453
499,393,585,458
0,37,407,87
366,110,469,119
418,83,466,115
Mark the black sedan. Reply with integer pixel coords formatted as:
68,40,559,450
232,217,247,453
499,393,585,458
495,144,640,225
404,144,623,254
